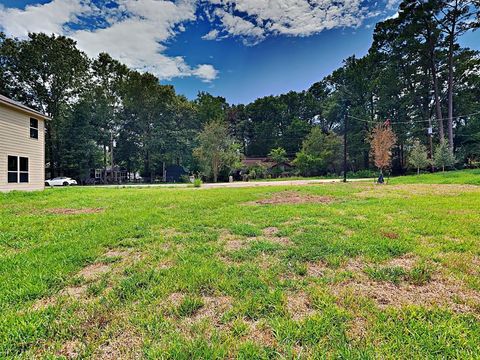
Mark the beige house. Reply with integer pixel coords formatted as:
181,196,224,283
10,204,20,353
0,95,50,192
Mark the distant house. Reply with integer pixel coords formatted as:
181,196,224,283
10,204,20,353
90,166,128,184
164,164,188,183
241,157,294,178
0,95,50,192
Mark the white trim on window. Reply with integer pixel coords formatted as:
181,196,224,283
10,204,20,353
7,155,29,184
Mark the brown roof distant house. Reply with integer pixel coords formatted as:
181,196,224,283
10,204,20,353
241,157,294,174
0,95,50,191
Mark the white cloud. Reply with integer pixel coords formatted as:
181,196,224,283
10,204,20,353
213,8,265,45
205,0,378,44
0,0,219,82
202,29,220,40
0,0,93,37
191,64,219,81
386,0,401,10
0,0,392,81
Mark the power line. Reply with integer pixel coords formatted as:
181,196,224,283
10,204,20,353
347,110,480,125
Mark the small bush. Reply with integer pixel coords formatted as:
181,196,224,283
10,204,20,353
193,178,202,188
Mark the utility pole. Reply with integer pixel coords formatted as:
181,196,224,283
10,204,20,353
427,118,434,172
110,132,114,183
343,111,348,182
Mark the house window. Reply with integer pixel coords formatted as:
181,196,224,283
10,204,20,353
7,156,18,183
7,156,29,183
20,157,29,183
30,118,38,139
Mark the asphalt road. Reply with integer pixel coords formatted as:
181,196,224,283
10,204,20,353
89,178,373,189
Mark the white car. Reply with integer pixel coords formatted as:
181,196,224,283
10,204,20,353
45,177,78,187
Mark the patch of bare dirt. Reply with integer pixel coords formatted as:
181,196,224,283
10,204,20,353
57,340,85,359
104,249,131,258
262,227,279,236
306,261,329,277
218,253,241,266
61,284,88,299
105,248,144,265
355,184,480,199
261,227,293,246
264,236,293,246
438,253,480,276
167,292,185,307
246,191,335,205
94,328,143,360
286,291,315,320
158,259,173,270
225,239,246,251
255,254,281,271
381,231,399,239
191,296,232,323
332,271,480,313
344,229,355,237
46,208,104,215
385,253,418,270
78,263,111,281
347,317,369,341
175,295,233,340
244,321,277,347
220,230,250,251
32,296,57,311
157,227,185,238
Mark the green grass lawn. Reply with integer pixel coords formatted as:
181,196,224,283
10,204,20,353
1,170,480,359
390,169,480,185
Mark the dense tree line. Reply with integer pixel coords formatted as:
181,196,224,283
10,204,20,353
0,0,479,182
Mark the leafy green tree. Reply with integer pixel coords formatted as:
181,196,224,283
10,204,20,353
195,92,228,124
269,147,288,164
434,141,456,172
294,128,342,176
193,120,242,182
409,140,431,174
90,53,129,181
435,0,480,149
59,98,101,181
121,71,177,181
246,163,268,179
1,33,90,177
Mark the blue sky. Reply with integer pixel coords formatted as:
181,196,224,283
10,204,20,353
1,0,478,104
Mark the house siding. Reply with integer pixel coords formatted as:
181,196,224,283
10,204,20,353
0,104,45,192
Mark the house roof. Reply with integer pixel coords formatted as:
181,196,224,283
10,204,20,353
0,94,51,120
242,157,269,166
242,157,294,169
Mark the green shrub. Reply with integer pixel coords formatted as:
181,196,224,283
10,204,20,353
193,178,202,188
346,169,378,178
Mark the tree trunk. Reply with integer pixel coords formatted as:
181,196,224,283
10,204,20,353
446,20,456,150
103,145,107,184
425,20,445,142
144,150,150,183
417,167,420,175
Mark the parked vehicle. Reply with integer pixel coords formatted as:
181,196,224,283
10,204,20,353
45,177,77,187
